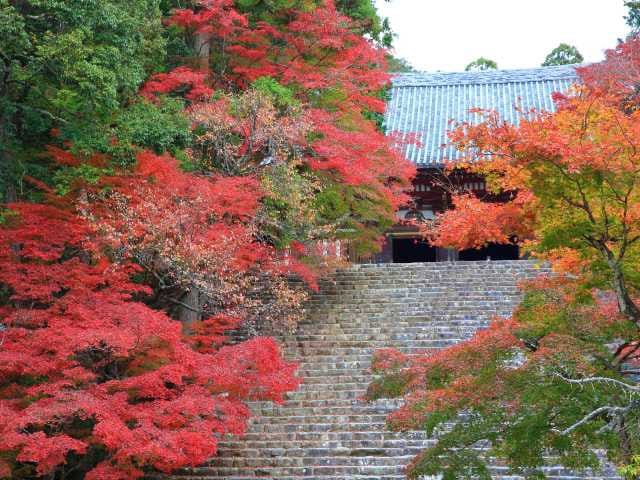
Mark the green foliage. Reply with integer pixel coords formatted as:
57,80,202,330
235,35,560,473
114,99,191,154
465,57,498,71
53,164,113,196
363,87,391,131
386,54,416,73
251,77,299,109
620,455,640,478
528,157,640,296
542,43,584,66
0,0,166,199
0,208,18,226
234,0,318,20
309,87,349,112
59,97,190,167
314,183,394,255
259,162,320,248
335,0,394,47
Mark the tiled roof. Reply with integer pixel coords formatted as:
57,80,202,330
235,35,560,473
385,65,579,166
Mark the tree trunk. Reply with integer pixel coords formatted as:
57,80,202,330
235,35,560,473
618,415,636,476
195,31,211,71
609,258,640,324
1,127,17,203
177,286,202,328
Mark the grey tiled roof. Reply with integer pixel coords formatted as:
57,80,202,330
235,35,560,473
385,65,579,165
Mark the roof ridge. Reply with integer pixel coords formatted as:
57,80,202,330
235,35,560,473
397,64,582,76
392,65,580,88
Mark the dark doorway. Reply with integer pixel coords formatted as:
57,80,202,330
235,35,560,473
392,238,437,263
458,243,520,261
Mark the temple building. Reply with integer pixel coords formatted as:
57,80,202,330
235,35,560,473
377,64,579,263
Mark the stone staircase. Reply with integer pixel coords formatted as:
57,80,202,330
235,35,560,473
171,261,620,480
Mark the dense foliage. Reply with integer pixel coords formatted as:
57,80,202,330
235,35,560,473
150,0,414,256
0,0,411,478
0,0,169,200
369,38,640,479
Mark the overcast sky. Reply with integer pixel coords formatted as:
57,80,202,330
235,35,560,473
375,0,630,72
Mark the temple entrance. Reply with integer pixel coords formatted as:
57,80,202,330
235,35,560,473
386,238,520,264
458,243,520,261
392,238,437,263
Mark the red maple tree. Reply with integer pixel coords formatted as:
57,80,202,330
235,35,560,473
0,201,300,479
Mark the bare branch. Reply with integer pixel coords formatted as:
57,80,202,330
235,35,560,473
552,405,628,436
554,372,640,393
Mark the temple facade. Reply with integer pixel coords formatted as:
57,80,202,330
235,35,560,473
375,65,579,263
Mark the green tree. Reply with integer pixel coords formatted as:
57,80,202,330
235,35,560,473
335,0,394,46
625,1,640,31
0,0,168,201
542,43,584,66
465,57,498,71
386,54,415,72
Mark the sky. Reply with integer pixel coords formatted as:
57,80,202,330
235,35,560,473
375,0,630,72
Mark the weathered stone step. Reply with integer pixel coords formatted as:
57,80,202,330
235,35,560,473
251,421,393,434
290,328,481,339
308,294,522,302
288,335,465,343
284,341,460,355
217,439,433,451
249,398,404,411
300,314,495,321
283,390,366,401
295,324,492,334
206,454,418,468
286,375,376,386
228,430,432,443
244,413,389,426
306,302,517,311
181,464,408,477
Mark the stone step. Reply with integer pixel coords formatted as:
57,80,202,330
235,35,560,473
244,413,389,426
306,303,518,311
294,324,492,334
179,464,409,477
206,455,419,468
251,422,394,434
217,438,433,451
249,398,404,411
284,342,460,355
228,430,432,443
288,375,376,385
299,316,506,324
213,448,429,462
